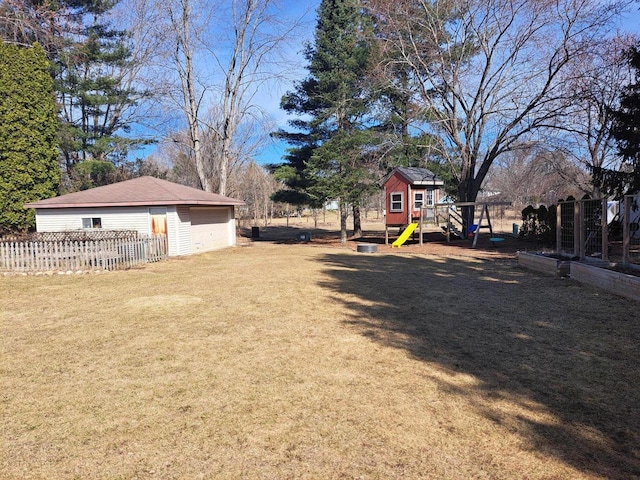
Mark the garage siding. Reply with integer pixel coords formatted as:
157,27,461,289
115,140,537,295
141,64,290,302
35,207,150,234
174,206,192,256
190,207,231,253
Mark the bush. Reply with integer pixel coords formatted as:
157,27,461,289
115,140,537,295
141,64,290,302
520,204,556,244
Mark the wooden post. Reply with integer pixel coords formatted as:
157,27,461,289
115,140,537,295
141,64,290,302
556,201,562,256
575,200,581,258
623,195,631,267
472,205,483,248
601,198,608,261
419,206,423,246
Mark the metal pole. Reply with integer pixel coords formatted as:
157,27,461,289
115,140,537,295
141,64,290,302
574,200,580,258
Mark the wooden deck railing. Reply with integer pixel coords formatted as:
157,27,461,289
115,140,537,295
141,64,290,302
0,234,168,272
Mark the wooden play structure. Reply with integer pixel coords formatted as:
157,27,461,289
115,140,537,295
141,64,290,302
438,201,512,247
382,167,444,245
382,167,516,247
384,190,512,248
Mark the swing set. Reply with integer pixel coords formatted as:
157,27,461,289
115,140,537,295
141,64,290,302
436,201,512,248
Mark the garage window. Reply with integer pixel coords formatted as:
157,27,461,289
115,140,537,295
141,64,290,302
81,217,102,229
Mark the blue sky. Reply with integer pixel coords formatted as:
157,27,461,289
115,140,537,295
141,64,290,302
250,0,319,166
136,0,639,169
253,2,640,167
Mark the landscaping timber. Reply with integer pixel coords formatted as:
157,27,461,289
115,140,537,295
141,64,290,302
570,261,639,302
517,252,570,277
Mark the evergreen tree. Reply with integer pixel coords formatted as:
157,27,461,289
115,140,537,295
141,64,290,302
55,1,151,188
2,0,154,191
273,0,378,242
0,43,60,233
593,42,640,197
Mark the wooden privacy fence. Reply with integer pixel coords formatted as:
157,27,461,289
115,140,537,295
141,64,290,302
0,234,168,272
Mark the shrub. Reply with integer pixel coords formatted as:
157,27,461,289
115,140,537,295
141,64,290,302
520,204,556,244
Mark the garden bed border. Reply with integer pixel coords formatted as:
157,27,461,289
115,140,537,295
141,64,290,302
517,252,639,302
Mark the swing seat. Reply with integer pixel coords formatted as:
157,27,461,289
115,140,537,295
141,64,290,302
489,237,505,246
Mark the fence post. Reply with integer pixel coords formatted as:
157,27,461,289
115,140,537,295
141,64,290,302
601,199,608,262
556,202,562,255
573,200,582,257
576,200,583,259
623,195,631,267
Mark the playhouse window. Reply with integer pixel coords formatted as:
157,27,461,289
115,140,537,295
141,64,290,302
81,217,102,229
426,189,434,206
414,192,424,210
390,193,403,212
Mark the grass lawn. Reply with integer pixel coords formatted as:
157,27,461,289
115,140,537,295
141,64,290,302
1,242,639,479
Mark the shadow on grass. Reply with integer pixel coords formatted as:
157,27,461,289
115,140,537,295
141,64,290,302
317,252,640,479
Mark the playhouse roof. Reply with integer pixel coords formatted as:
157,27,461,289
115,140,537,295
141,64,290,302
383,167,444,186
24,176,245,209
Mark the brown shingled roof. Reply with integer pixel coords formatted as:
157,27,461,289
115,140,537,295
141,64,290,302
25,176,245,209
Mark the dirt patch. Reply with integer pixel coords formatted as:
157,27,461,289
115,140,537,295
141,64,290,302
240,223,534,261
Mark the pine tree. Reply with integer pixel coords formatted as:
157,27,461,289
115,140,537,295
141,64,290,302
593,43,640,197
1,0,153,191
0,43,60,233
55,1,150,187
273,0,378,243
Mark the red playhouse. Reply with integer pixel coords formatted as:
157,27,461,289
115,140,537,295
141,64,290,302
382,167,444,245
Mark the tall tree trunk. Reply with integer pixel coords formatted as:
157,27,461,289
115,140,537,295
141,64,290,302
340,200,348,244
458,156,479,234
352,204,362,238
170,0,210,192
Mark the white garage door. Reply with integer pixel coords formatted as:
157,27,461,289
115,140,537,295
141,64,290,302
190,207,230,253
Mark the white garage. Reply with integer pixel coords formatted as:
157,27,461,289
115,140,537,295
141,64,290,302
190,207,234,253
25,176,245,256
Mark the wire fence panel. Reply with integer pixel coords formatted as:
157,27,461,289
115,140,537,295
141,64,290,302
556,197,640,267
624,195,640,266
558,200,576,256
582,199,603,258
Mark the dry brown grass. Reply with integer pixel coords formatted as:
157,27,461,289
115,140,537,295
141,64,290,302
1,239,639,479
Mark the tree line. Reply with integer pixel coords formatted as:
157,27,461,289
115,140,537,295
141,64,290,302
1,0,639,235
274,0,640,241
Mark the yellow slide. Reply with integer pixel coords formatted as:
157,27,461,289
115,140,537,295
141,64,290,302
392,222,419,247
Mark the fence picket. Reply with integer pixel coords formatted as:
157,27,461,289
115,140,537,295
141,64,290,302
0,234,167,273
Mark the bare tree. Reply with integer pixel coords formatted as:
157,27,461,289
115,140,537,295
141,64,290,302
0,0,61,53
484,145,591,208
556,34,638,196
238,160,278,225
200,104,275,197
369,0,631,225
154,0,303,195
163,0,212,191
